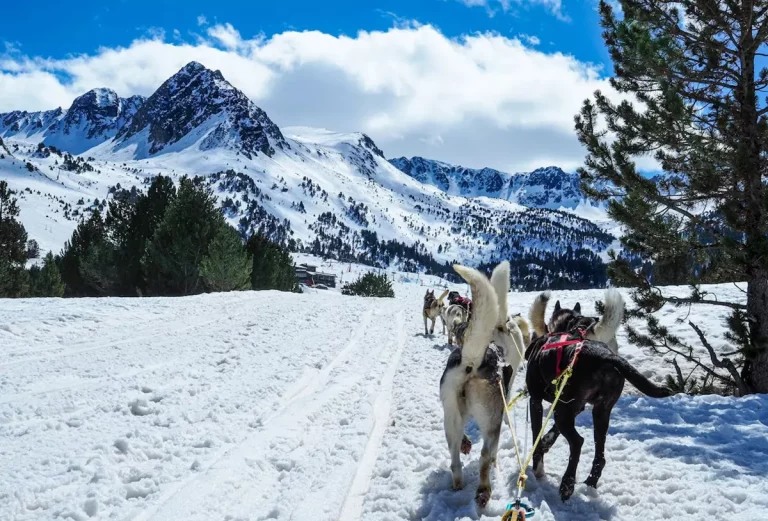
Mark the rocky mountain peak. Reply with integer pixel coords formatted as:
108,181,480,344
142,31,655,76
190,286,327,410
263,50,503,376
60,88,145,140
114,61,286,158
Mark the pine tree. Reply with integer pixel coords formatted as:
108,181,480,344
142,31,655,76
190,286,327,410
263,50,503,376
200,222,251,292
143,177,223,296
0,180,30,297
575,1,768,393
26,239,40,259
342,272,394,298
106,175,176,295
247,233,298,292
28,252,65,297
59,210,110,296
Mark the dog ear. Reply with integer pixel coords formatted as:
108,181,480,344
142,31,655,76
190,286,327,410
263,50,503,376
574,302,581,314
554,300,561,312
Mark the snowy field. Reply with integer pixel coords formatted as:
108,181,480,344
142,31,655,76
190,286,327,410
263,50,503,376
1,269,767,521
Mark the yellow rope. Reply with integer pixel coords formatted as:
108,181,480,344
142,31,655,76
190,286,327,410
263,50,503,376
498,354,578,521
504,389,528,412
499,382,525,472
518,364,574,487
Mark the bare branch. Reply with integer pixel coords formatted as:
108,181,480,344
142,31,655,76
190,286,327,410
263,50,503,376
665,295,747,310
689,321,750,395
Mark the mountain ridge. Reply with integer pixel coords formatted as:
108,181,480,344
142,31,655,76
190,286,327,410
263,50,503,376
388,156,595,210
0,61,615,290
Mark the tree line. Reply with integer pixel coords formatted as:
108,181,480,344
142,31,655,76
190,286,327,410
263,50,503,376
0,176,297,298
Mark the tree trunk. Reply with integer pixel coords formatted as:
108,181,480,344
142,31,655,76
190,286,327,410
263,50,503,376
746,272,768,393
737,21,768,393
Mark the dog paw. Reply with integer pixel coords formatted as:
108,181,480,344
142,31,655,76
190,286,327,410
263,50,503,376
475,486,491,508
584,475,599,488
533,458,545,479
461,435,472,455
559,476,576,501
452,477,464,491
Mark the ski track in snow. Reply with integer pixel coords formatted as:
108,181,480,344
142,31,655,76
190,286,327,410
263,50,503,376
1,277,768,521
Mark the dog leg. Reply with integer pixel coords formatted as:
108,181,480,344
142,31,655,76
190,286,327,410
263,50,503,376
555,408,583,501
475,424,501,509
443,395,465,490
585,402,612,488
430,317,435,335
540,424,560,454
542,404,584,454
530,398,545,478
424,315,428,336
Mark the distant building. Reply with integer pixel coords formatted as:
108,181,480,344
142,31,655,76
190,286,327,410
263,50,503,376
295,263,336,288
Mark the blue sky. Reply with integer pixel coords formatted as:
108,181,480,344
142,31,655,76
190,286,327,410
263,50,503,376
1,0,629,173
5,0,610,68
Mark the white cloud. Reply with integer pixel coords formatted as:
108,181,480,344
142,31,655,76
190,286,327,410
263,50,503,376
518,33,541,46
0,23,624,173
457,0,567,21
207,23,242,51
197,15,208,26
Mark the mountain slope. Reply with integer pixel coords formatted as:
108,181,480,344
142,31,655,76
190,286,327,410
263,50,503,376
0,62,616,289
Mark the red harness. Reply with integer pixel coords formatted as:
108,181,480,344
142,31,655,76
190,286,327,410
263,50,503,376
452,296,473,313
541,328,587,378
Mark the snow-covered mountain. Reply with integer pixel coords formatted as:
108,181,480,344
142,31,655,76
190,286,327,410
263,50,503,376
108,61,287,159
0,89,145,154
389,156,592,210
0,62,617,289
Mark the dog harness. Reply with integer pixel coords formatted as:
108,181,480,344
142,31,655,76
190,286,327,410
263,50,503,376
452,296,473,313
541,328,587,378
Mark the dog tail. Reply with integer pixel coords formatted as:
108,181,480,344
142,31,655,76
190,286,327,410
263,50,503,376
437,289,450,305
513,316,531,346
609,355,673,398
453,264,498,369
489,261,510,328
593,289,624,353
529,291,550,337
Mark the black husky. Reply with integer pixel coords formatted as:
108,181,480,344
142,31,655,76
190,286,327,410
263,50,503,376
524,291,674,501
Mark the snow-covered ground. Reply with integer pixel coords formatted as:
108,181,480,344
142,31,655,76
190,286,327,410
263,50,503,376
1,271,767,521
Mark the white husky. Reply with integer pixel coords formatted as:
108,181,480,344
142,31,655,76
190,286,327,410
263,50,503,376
438,261,530,508
442,304,468,346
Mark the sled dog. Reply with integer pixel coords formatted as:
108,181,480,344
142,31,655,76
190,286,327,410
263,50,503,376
423,289,449,336
524,292,673,501
442,304,468,346
438,261,530,508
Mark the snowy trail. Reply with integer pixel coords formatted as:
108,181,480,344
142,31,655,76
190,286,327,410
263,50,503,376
2,281,768,521
132,304,386,521
338,310,406,521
